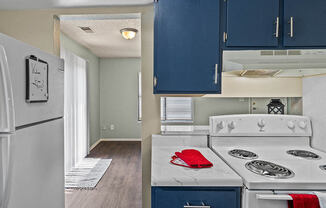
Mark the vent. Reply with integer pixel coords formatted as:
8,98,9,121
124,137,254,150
260,50,274,56
79,26,94,33
288,50,301,55
260,50,302,56
274,50,287,56
240,69,281,77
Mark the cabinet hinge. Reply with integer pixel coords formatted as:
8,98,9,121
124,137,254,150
223,32,228,42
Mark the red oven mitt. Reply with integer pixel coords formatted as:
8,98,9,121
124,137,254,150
288,194,320,208
170,149,213,169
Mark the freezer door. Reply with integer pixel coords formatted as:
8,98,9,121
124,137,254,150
0,134,13,208
0,45,15,133
8,118,64,208
0,33,64,127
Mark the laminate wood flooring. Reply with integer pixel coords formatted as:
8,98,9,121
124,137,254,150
65,141,142,208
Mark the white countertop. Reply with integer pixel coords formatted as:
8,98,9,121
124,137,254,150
151,145,243,187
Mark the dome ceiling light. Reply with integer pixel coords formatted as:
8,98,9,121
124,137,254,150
120,28,138,40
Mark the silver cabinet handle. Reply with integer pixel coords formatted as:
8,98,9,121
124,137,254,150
274,17,279,38
214,64,218,84
184,202,211,208
153,76,157,87
288,17,294,38
0,45,15,132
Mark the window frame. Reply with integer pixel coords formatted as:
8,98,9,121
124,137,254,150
137,72,142,122
160,97,194,124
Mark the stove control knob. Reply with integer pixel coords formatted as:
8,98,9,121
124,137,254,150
299,121,307,129
257,119,266,131
287,121,295,130
228,121,236,131
216,121,225,130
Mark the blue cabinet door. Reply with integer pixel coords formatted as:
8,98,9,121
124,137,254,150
283,0,326,47
225,0,279,47
154,0,220,94
152,187,241,208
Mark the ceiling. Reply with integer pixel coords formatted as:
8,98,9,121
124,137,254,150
60,16,141,58
0,0,153,10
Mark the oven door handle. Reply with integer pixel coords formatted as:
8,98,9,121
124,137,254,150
256,194,293,201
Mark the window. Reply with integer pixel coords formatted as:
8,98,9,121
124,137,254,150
138,72,142,121
161,97,193,123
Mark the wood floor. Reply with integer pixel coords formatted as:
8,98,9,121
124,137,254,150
65,141,142,208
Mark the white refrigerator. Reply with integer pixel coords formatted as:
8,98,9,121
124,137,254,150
0,33,64,208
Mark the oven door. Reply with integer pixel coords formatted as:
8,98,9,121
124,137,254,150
243,189,325,208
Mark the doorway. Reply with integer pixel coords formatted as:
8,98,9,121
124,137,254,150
59,13,142,208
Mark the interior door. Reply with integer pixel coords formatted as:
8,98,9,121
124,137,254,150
284,0,326,47
226,0,279,47
154,0,220,94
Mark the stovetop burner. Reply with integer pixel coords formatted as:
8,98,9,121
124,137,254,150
287,150,321,160
245,160,294,179
228,149,258,160
320,165,326,171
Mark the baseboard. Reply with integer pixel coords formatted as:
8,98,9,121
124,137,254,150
90,138,142,151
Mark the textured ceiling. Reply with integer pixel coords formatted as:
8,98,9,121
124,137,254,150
0,0,153,10
61,18,141,58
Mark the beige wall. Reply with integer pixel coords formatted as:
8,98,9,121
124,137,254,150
0,6,158,208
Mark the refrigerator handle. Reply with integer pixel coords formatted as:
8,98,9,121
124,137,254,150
0,45,15,132
1,134,13,208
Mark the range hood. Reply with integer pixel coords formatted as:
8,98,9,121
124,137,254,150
223,50,326,77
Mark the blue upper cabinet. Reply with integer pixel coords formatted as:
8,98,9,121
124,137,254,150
154,0,221,94
283,0,326,47
225,0,279,47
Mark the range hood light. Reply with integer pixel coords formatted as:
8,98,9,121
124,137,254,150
120,28,138,40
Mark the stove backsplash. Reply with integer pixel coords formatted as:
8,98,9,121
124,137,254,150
303,75,326,153
161,97,302,126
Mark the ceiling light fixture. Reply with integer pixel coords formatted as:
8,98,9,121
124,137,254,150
120,28,138,40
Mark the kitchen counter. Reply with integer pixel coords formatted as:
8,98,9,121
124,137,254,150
160,125,209,135
151,135,242,187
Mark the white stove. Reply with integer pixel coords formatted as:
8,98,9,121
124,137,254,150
209,114,326,208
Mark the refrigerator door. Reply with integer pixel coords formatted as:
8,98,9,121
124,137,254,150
0,33,64,127
0,45,15,133
0,134,13,208
8,118,64,208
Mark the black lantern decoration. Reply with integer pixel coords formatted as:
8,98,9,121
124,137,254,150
267,99,285,114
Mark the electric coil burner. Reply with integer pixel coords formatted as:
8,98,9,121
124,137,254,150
245,160,294,179
228,149,258,160
320,165,326,171
287,150,321,160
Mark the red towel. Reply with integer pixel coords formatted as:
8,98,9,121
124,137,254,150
288,194,320,208
170,149,213,169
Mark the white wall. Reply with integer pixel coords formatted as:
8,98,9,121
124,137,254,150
60,32,101,147
100,58,141,139
303,75,326,152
